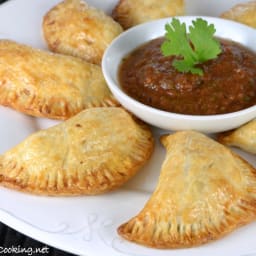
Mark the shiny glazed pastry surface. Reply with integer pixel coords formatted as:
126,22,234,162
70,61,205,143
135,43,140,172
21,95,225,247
112,0,184,29
221,0,256,28
0,108,154,195
43,0,123,64
0,40,118,120
218,119,256,154
118,131,256,248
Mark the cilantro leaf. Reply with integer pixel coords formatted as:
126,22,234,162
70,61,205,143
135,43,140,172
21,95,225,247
189,18,222,62
160,18,222,75
173,59,203,75
161,18,196,62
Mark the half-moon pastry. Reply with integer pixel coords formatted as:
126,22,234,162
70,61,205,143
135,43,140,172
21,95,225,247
0,40,118,120
0,107,154,196
43,0,123,65
220,1,256,28
112,0,184,29
118,131,256,248
218,119,256,154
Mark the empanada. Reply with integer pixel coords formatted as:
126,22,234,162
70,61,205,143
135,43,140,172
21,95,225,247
0,107,154,196
220,1,256,28
118,131,256,248
218,119,256,154
112,0,184,29
0,40,118,120
43,0,123,65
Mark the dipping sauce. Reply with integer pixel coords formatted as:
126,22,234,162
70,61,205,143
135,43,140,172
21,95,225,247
119,37,256,115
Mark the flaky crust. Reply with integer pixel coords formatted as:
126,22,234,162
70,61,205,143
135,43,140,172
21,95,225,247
0,40,118,120
220,1,256,28
118,131,256,248
218,119,256,154
112,0,184,29
43,0,123,64
0,108,154,196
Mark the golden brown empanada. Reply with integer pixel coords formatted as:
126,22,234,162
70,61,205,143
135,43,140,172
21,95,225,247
218,119,256,154
118,131,256,248
220,1,256,28
43,0,123,65
0,107,154,196
112,0,184,29
0,39,118,120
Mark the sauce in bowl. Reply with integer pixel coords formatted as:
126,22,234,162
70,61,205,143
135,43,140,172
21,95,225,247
119,37,256,115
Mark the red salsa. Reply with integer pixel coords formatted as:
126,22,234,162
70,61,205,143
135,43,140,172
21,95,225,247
118,37,256,115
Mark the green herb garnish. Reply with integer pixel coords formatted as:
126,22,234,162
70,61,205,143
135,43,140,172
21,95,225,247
161,18,222,75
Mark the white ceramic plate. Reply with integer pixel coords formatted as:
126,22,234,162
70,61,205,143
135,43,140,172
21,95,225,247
0,1,255,256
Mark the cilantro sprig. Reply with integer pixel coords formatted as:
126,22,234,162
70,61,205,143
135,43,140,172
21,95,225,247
161,18,222,75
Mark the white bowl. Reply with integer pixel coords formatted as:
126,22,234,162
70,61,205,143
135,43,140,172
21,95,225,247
102,16,256,133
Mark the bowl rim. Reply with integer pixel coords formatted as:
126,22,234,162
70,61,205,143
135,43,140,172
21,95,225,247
102,15,256,121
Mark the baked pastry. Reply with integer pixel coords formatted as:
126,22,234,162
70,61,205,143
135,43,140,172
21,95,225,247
43,0,123,64
0,107,154,196
220,1,256,28
118,131,256,248
112,0,184,29
218,119,256,154
0,40,118,120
